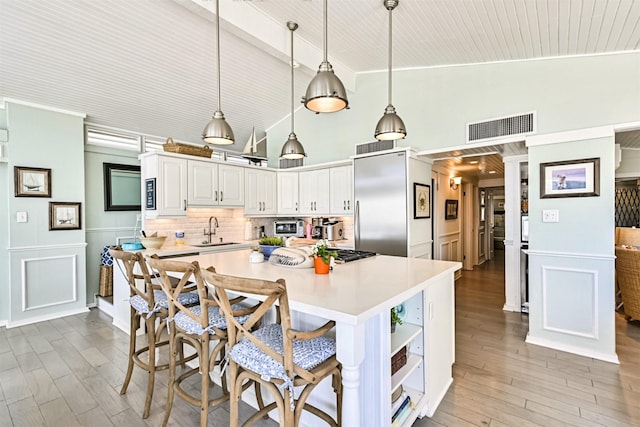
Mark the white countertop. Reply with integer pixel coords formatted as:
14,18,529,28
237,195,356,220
172,250,461,326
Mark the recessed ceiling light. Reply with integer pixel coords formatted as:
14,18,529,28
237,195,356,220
469,160,478,164
488,170,496,174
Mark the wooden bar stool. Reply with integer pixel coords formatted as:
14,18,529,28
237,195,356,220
109,249,199,419
202,267,342,427
146,257,261,427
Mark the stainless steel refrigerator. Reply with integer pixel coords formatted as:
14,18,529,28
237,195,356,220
354,151,408,256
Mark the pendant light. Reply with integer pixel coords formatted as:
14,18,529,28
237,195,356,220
280,21,307,159
302,0,348,113
374,0,406,141
202,0,234,145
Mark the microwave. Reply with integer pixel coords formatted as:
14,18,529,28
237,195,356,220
274,219,305,238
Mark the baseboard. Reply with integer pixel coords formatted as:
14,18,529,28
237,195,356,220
7,307,90,328
525,333,620,364
0,320,7,328
422,377,453,418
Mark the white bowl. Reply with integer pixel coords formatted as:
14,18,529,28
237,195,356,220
140,236,167,249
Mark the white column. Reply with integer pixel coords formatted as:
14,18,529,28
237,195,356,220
503,155,527,312
336,322,366,426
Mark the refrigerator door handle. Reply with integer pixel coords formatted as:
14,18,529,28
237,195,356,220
354,200,360,247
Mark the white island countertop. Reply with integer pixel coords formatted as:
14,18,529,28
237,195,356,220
174,249,461,326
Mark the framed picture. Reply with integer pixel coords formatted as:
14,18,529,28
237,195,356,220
540,157,600,199
14,166,51,197
445,199,458,220
413,182,430,219
145,178,156,210
49,202,82,231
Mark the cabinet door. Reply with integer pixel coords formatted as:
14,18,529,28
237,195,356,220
218,164,244,207
299,169,330,215
158,156,187,216
188,160,218,206
245,169,275,215
261,170,277,215
330,165,353,215
277,172,299,215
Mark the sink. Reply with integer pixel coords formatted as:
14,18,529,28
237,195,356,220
191,242,239,248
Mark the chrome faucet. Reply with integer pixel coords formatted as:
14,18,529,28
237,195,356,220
203,216,219,244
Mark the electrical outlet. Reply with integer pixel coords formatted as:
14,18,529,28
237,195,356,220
542,209,559,223
17,211,27,223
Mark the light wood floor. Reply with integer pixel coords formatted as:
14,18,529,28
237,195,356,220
1,252,639,426
415,250,640,427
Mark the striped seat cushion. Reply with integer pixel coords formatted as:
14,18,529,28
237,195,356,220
173,304,250,335
129,290,199,315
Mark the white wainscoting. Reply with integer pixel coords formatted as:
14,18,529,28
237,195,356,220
439,231,460,262
21,255,77,311
541,265,598,339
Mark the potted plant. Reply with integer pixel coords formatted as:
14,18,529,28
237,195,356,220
311,239,338,274
391,306,403,333
258,236,284,260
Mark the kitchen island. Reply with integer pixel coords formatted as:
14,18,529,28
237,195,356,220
173,249,461,427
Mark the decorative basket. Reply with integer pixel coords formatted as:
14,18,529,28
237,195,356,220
99,265,113,297
162,137,212,158
391,346,407,375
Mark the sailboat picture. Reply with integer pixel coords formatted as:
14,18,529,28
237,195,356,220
49,202,81,230
241,127,268,165
14,166,52,197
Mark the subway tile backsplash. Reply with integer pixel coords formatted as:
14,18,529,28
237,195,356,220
143,210,354,245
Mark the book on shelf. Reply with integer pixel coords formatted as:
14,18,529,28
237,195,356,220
391,395,411,423
391,391,408,415
392,403,412,427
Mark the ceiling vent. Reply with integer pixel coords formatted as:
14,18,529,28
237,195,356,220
467,111,536,143
279,158,304,169
355,140,395,155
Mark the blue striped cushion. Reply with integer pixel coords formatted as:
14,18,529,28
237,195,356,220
129,290,199,314
174,304,249,335
230,324,336,381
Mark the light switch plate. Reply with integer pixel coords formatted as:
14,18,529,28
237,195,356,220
17,211,28,223
542,209,559,223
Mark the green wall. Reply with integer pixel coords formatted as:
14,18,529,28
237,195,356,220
84,145,140,302
268,52,640,166
5,102,88,325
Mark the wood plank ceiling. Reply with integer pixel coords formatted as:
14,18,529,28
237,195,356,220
1,0,639,175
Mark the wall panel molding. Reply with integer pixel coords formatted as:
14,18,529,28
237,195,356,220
9,243,87,252
21,255,77,311
527,249,614,261
541,265,598,339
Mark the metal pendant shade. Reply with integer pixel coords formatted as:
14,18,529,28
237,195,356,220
375,0,406,141
281,21,306,160
303,0,349,113
202,0,235,145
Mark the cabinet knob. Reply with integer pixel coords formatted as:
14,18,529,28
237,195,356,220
347,200,350,210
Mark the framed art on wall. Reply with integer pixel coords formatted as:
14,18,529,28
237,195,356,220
413,182,431,219
49,202,82,231
14,166,51,197
540,157,600,198
445,199,458,220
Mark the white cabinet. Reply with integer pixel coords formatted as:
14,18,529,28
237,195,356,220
188,160,244,207
277,172,299,215
299,169,330,215
329,165,353,215
141,154,187,218
245,168,277,215
389,275,454,425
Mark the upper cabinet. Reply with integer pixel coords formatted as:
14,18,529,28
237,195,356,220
141,154,188,218
329,165,353,215
277,172,299,215
299,169,331,216
245,168,277,216
188,160,244,207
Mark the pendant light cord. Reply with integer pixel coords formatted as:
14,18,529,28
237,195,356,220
291,25,295,132
216,0,222,112
323,0,328,62
387,5,393,106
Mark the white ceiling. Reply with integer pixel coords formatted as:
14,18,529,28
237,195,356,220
1,0,639,165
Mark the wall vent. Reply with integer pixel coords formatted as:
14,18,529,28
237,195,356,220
279,158,303,169
467,112,535,143
355,140,395,155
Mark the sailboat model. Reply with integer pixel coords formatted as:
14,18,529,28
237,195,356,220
241,127,268,164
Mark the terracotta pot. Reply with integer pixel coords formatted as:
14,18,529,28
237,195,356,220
314,256,330,274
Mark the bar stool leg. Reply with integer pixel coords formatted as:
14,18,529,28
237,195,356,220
143,316,156,419
120,309,137,395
